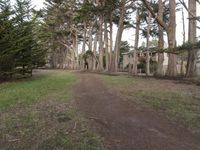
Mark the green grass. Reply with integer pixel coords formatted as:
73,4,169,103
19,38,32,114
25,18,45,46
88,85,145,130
0,70,102,150
0,70,76,109
102,74,200,130
131,90,200,126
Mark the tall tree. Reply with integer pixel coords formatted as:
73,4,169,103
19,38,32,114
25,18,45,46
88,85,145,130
166,0,177,76
156,0,164,76
186,0,197,77
142,0,177,77
0,0,14,78
146,11,151,76
0,0,44,78
132,8,140,75
111,0,127,72
14,0,36,75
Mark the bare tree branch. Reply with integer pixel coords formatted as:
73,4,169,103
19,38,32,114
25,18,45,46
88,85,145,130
178,0,200,22
59,41,73,53
196,0,200,5
141,0,168,31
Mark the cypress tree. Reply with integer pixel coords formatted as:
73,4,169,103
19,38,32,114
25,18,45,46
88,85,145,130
0,0,14,78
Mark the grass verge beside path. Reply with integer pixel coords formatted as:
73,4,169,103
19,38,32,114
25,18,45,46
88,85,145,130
0,70,102,150
0,70,76,109
102,75,200,132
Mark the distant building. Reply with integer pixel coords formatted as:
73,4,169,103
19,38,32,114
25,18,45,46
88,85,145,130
122,46,188,75
122,49,169,74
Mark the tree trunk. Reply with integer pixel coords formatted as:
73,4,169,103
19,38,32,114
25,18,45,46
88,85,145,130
75,30,79,69
186,0,197,77
88,25,93,52
88,25,92,70
156,0,164,76
93,34,98,70
72,31,76,70
180,8,186,76
72,29,79,70
104,22,109,71
109,13,113,71
141,0,177,77
146,12,151,76
88,23,93,70
98,15,104,71
132,9,140,75
82,23,87,70
166,0,177,77
112,0,126,72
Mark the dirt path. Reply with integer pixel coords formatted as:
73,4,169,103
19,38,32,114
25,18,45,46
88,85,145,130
73,73,200,150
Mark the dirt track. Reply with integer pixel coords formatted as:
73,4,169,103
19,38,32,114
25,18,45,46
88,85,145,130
73,73,200,150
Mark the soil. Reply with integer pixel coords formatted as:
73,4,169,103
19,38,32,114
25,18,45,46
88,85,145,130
73,72,200,150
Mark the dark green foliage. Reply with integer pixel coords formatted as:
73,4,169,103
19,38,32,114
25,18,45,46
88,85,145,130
150,59,158,73
111,1,133,27
137,63,145,73
0,0,46,79
141,39,158,49
138,57,146,73
75,1,95,23
83,50,93,60
137,56,158,74
0,0,15,78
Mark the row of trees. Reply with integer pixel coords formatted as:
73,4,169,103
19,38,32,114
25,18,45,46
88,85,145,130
1,0,199,78
41,0,136,72
0,0,46,79
143,0,199,77
40,0,199,77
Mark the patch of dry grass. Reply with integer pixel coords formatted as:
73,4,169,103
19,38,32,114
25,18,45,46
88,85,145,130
102,75,200,131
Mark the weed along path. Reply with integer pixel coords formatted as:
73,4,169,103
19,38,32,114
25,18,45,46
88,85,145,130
74,72,200,150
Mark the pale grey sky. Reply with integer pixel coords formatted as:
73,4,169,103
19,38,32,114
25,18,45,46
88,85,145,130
11,0,45,10
31,0,45,10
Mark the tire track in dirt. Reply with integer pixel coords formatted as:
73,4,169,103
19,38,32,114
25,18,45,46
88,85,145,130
73,73,200,150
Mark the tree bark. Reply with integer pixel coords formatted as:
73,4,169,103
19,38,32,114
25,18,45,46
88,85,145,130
112,0,126,72
82,23,87,70
186,0,197,77
180,8,186,76
88,25,93,52
109,13,113,71
132,9,140,75
142,0,177,77
166,0,177,77
98,15,104,71
76,30,79,69
104,22,109,71
93,34,98,70
72,30,76,70
156,0,164,76
146,12,151,76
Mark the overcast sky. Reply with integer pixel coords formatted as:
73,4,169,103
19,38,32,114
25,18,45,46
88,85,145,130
20,0,200,47
31,0,45,10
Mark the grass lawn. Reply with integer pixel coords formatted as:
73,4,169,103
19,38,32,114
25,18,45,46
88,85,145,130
0,70,102,150
102,75,200,131
0,70,76,109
